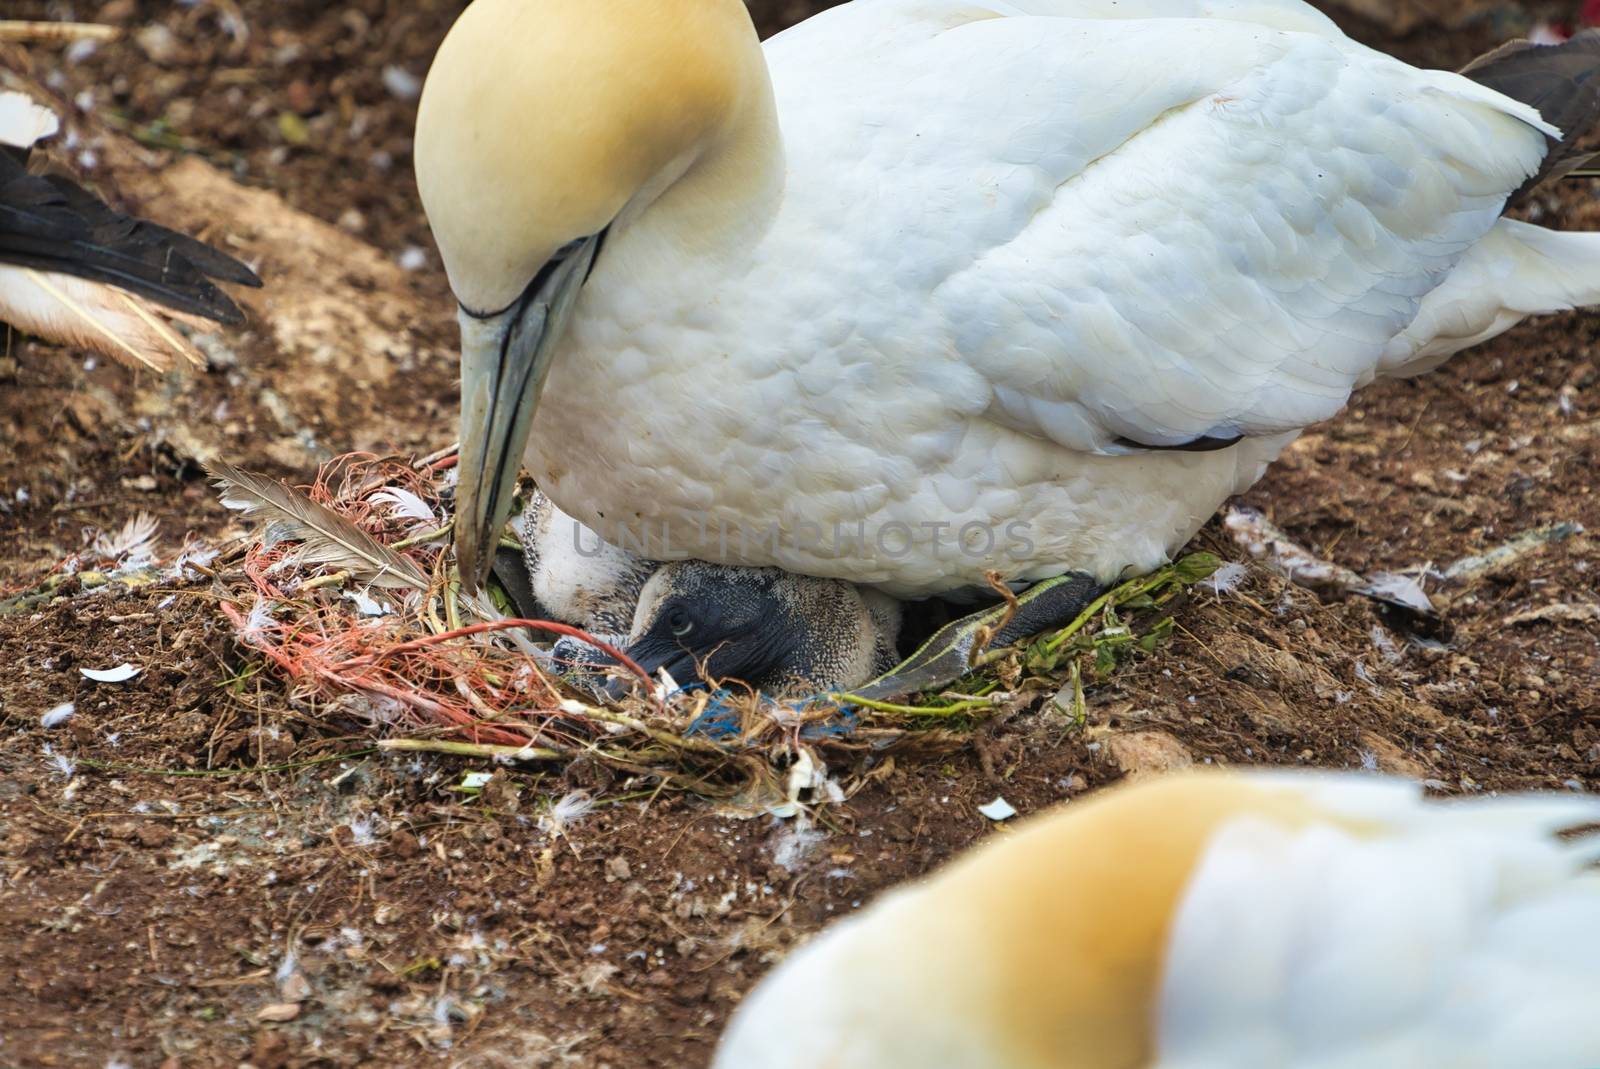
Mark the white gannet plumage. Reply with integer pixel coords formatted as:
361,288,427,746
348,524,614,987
416,0,1600,596
713,769,1600,1068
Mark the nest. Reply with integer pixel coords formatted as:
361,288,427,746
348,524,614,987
207,448,1216,807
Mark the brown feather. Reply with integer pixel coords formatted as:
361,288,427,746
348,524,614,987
207,460,430,591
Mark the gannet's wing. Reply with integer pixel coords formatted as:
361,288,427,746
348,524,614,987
767,6,1583,453
0,89,260,368
0,150,260,325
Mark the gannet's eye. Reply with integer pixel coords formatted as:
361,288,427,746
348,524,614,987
666,607,695,638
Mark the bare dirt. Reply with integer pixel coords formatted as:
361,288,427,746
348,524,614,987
1,2,1597,1067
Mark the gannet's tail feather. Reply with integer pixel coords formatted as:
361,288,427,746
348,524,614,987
1387,219,1600,374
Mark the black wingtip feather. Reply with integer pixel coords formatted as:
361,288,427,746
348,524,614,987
0,147,261,323
1461,29,1600,204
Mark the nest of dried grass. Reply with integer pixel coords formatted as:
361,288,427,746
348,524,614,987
206,448,1214,807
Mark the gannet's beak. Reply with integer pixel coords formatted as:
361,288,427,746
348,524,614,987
453,234,602,592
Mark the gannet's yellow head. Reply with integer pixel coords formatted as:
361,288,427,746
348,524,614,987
414,0,768,589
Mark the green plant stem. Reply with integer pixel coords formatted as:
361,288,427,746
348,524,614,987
833,694,997,717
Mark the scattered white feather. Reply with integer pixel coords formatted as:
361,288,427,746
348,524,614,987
0,90,60,149
1207,562,1250,596
370,487,436,523
211,460,429,590
40,702,76,728
772,816,827,872
397,246,429,271
167,538,220,578
343,589,391,617
348,814,377,846
773,749,845,818
1370,625,1404,664
978,796,1018,821
92,512,159,564
239,598,279,647
66,38,100,64
1361,572,1437,615
43,744,76,778
382,65,423,100
80,663,140,683
539,790,595,835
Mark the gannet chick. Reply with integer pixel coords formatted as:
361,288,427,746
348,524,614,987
616,561,902,697
716,769,1600,1069
0,90,260,371
517,492,902,693
520,491,658,635
514,490,660,670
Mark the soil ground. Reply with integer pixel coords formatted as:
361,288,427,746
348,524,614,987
2,2,1597,1066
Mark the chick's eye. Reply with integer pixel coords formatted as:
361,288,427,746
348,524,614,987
665,607,694,638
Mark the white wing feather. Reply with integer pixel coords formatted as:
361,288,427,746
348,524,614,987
987,0,1341,33
766,2,1552,452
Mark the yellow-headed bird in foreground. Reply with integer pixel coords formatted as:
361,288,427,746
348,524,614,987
0,89,260,371
714,771,1600,1068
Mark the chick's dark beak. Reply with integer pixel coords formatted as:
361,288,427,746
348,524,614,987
601,636,703,701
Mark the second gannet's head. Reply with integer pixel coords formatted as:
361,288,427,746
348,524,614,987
414,0,769,591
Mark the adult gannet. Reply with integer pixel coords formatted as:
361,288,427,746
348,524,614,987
416,1,1600,598
0,90,259,371
714,769,1600,1068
